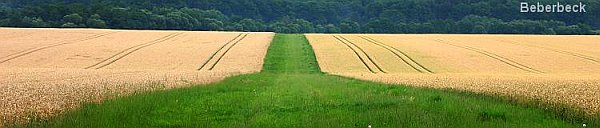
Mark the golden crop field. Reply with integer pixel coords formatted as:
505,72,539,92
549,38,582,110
0,28,273,123
306,34,600,114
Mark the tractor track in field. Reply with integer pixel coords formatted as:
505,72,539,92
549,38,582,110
198,33,248,71
496,39,598,63
2,47,37,59
332,35,375,73
197,33,243,70
338,36,386,73
207,33,249,70
0,31,118,64
2,31,116,59
433,39,544,74
359,35,433,73
334,35,386,73
85,32,184,69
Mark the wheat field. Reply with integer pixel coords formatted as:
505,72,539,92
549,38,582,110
0,28,273,124
306,34,600,115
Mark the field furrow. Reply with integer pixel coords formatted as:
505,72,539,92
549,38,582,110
85,32,184,69
207,34,248,70
338,35,386,73
197,33,244,70
442,35,600,73
332,35,377,73
305,34,369,73
359,35,433,73
353,35,527,73
496,38,598,63
0,31,116,64
432,38,543,73
0,29,107,59
501,35,600,59
198,33,249,71
208,33,273,73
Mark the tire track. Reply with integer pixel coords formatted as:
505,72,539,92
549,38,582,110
2,31,116,59
332,35,375,73
338,36,386,73
197,33,243,70
359,35,434,73
334,35,386,73
85,32,184,69
496,39,598,63
0,31,118,64
197,33,248,70
2,47,37,59
208,33,249,70
432,39,544,73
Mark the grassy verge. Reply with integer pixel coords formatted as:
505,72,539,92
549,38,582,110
23,34,589,127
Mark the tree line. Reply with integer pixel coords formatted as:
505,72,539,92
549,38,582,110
0,0,598,34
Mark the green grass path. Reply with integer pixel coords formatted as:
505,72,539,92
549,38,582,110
30,34,581,127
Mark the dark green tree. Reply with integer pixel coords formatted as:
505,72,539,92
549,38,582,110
324,24,339,33
86,14,107,28
63,13,83,24
340,21,360,33
61,22,78,27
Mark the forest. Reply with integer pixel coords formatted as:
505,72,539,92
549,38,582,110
0,0,598,34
